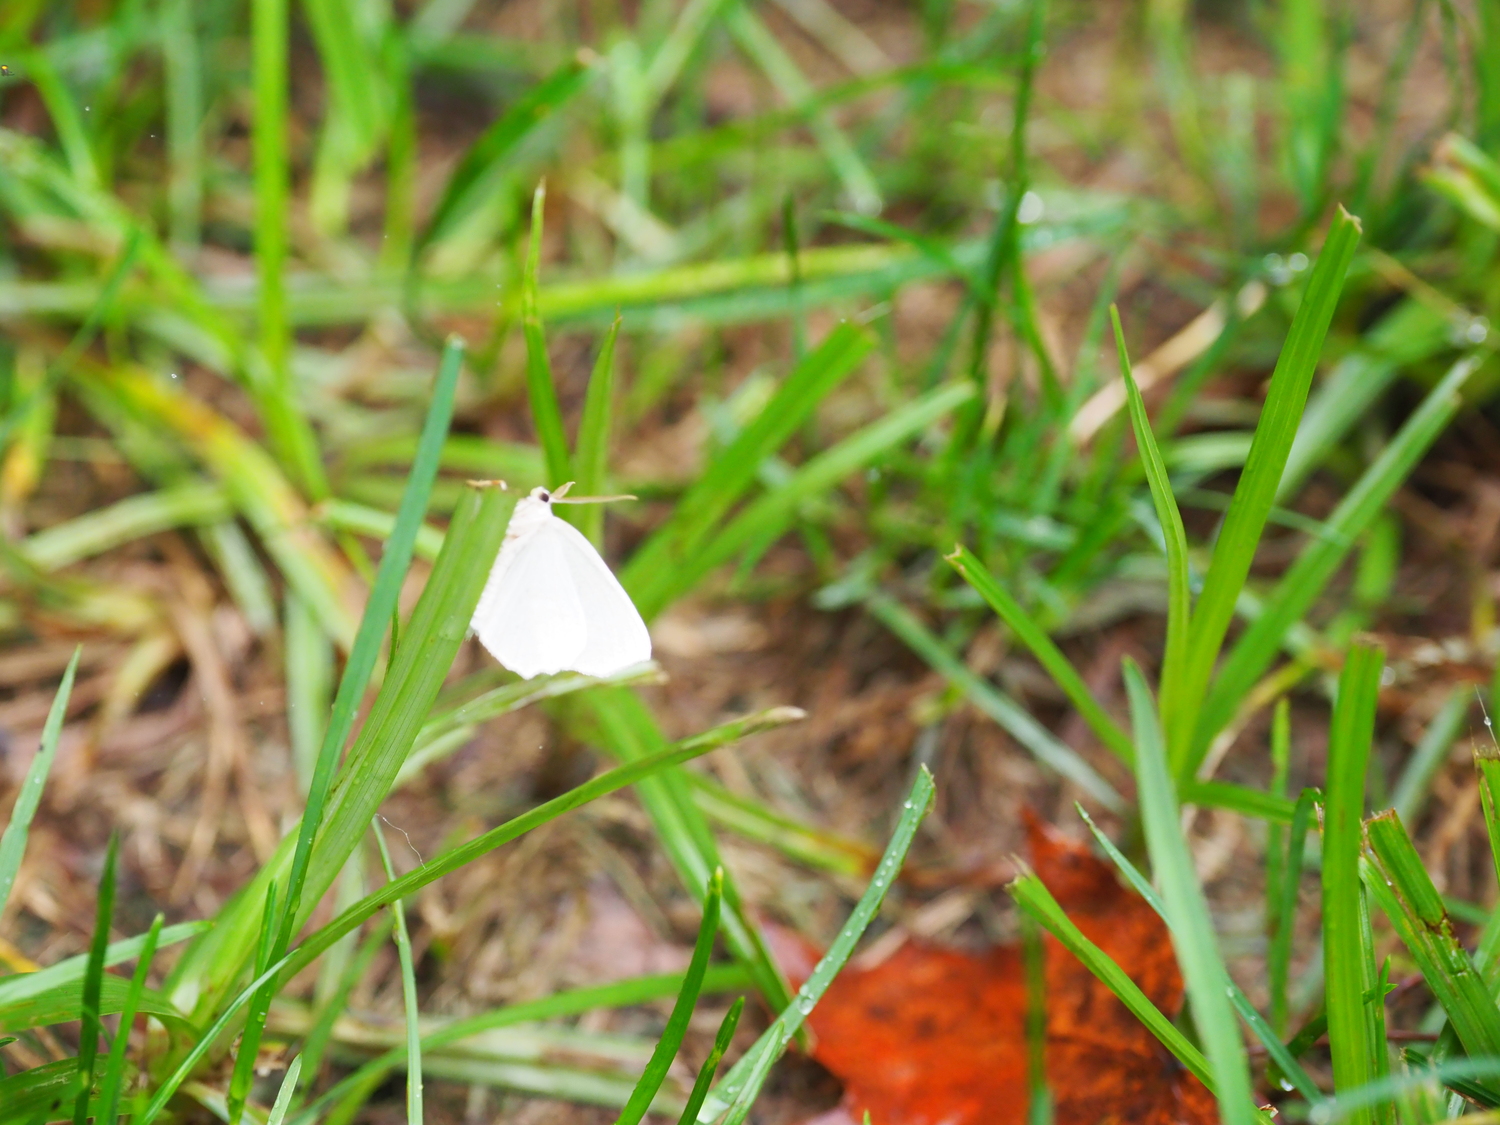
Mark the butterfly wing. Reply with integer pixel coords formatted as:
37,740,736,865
471,520,588,678
548,518,653,677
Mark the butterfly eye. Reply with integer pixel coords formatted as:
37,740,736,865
539,490,551,503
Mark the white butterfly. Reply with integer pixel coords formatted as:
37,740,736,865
470,483,652,679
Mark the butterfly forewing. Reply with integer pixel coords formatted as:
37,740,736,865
473,521,589,678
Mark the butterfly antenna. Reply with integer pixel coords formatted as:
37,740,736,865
552,491,638,504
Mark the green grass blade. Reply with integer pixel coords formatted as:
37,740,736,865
617,869,724,1125
947,545,1133,766
1123,661,1256,1125
523,183,573,487
701,767,934,1124
1008,868,1217,1092
572,314,620,544
266,1056,303,1125
674,997,743,1125
577,690,796,1016
0,923,205,1009
72,834,119,1125
1322,641,1384,1122
0,646,79,911
374,821,423,1125
416,59,594,253
1269,788,1317,1038
96,913,163,1125
279,708,782,984
868,594,1124,809
161,0,204,248
20,481,230,572
279,336,467,942
1180,780,1296,822
1114,308,1194,758
1075,804,1323,1104
623,321,873,619
671,381,973,606
1190,351,1480,770
291,967,752,1125
1172,207,1360,774
1364,810,1500,1087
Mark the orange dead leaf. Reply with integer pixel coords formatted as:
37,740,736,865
772,813,1217,1125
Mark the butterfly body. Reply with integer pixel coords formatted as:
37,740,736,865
471,487,652,679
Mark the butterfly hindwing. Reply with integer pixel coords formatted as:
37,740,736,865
548,517,653,677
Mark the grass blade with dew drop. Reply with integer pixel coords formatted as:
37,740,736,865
1170,207,1360,775
374,821,423,1125
266,1056,303,1125
0,646,79,912
1123,661,1258,1125
96,913,163,1125
698,768,934,1124
72,834,119,1125
616,869,724,1124
674,997,743,1125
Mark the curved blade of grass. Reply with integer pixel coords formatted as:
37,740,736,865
279,708,796,985
96,912,162,1125
1171,207,1360,774
1322,641,1384,1124
1075,804,1323,1104
700,766,934,1124
169,475,506,1027
675,997,743,1125
946,543,1133,765
224,337,469,1119
1008,868,1217,1092
1123,660,1256,1125
374,822,422,1125
1115,309,1193,756
416,58,594,253
1181,779,1296,822
72,834,118,1125
572,314,620,544
616,869,723,1124
523,183,572,487
0,646,79,911
867,593,1123,810
1189,350,1480,772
